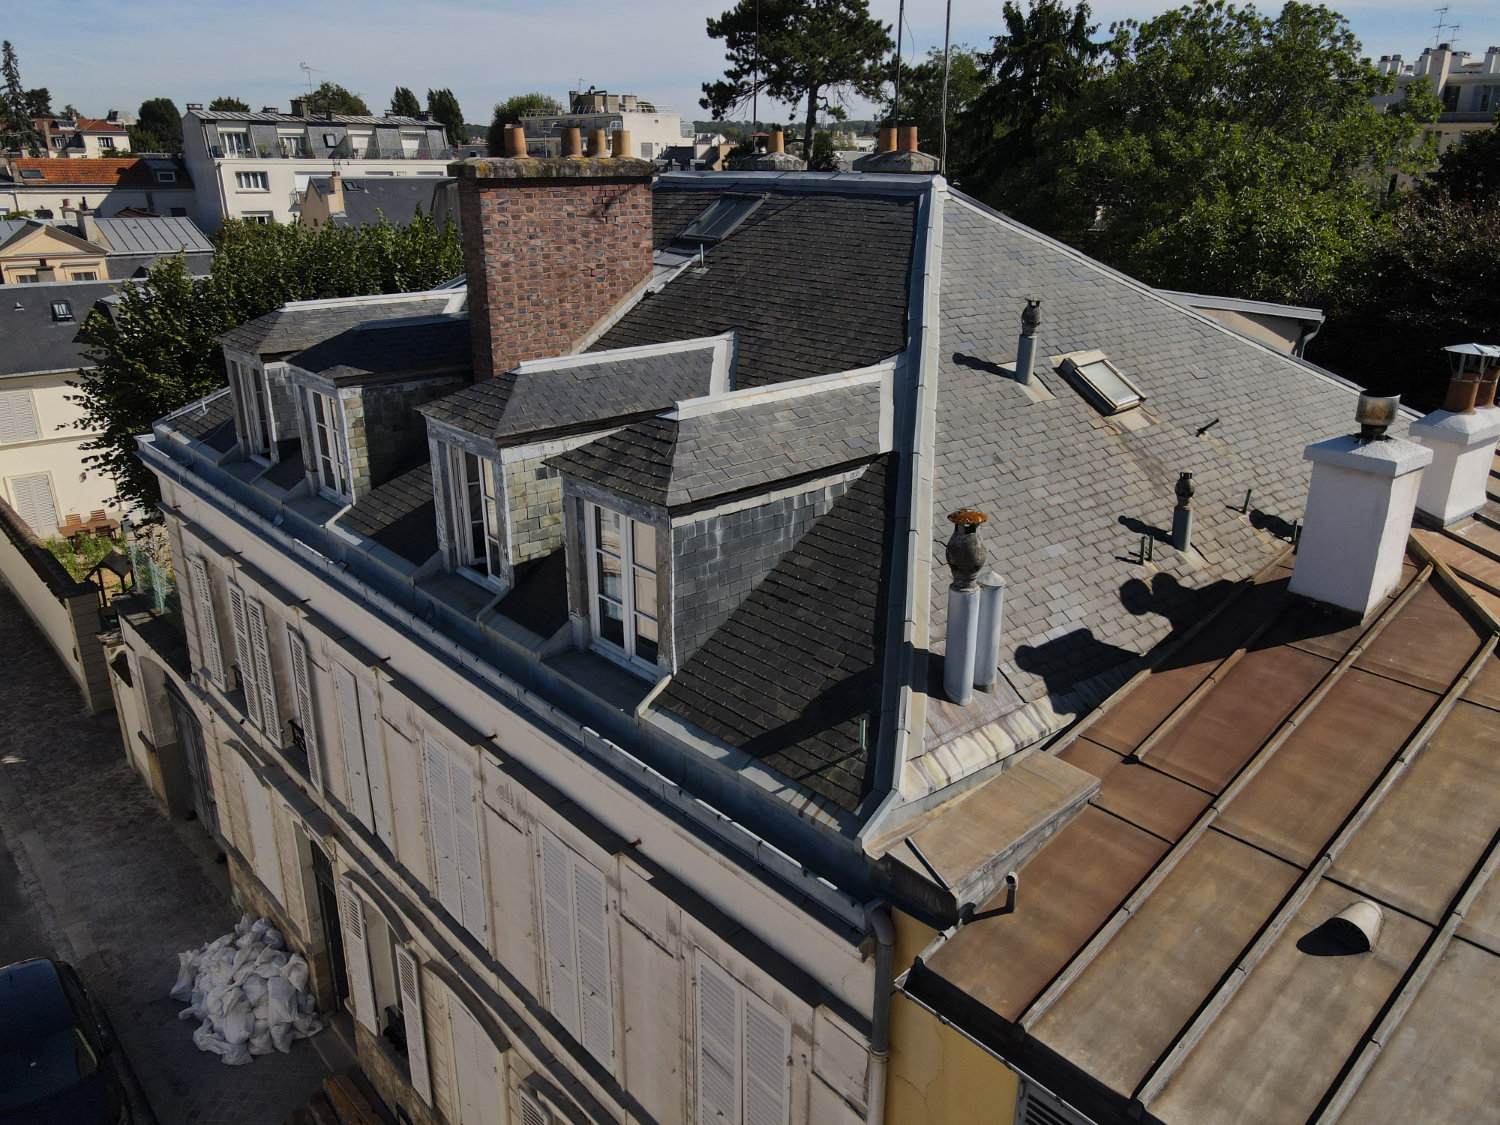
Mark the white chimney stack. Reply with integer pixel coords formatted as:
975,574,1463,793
1290,395,1431,619
1410,344,1500,526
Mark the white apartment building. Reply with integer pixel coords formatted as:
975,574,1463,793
181,105,455,230
1375,42,1500,152
518,89,690,160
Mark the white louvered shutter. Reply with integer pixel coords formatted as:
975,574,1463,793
361,702,393,848
188,557,225,686
247,600,279,739
394,945,432,1105
334,665,372,829
287,632,322,792
698,957,739,1125
7,473,57,537
540,832,580,1042
742,993,790,1125
424,737,462,920
337,882,376,1032
573,858,613,1066
228,584,262,729
237,757,283,903
0,391,41,445
450,755,485,940
518,1091,549,1125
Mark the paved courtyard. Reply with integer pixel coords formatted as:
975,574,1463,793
0,583,355,1125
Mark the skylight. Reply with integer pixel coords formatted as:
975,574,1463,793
20,169,44,180
677,193,763,245
1059,350,1145,415
51,300,73,321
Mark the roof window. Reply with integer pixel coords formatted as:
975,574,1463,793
20,169,44,180
677,193,764,245
1059,349,1145,415
155,170,176,183
51,300,73,321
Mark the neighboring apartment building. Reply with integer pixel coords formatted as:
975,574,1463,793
35,113,131,158
181,105,454,230
103,152,1500,1125
0,278,132,536
1375,43,1500,152
0,212,212,282
0,156,194,219
296,170,457,231
519,89,689,160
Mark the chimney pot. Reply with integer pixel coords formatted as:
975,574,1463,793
1172,471,1195,551
560,127,583,158
504,125,529,158
898,125,919,153
877,126,896,153
1411,346,1500,525
1014,298,1041,384
767,130,785,154
1355,394,1400,442
586,128,608,157
611,128,632,158
290,98,306,116
943,510,989,705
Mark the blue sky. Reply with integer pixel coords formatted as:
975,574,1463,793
7,0,1499,126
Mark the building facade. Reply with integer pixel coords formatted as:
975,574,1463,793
518,90,689,160
1375,43,1500,152
1,156,195,219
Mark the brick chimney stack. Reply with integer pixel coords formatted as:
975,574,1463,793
449,153,657,381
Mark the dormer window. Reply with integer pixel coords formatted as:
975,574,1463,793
443,444,505,586
586,503,659,672
228,359,273,459
306,389,351,500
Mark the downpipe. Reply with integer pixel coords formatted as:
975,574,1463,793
867,903,895,1125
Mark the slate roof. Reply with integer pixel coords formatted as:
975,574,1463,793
0,279,122,377
308,176,457,228
191,110,434,127
338,460,440,564
217,294,451,357
548,379,884,508
421,341,720,443
92,215,212,255
654,455,897,811
909,549,1500,1125
167,387,238,452
590,188,916,387
3,157,192,188
929,195,1378,706
289,316,470,382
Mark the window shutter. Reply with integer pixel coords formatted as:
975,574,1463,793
424,737,461,920
238,758,283,904
540,832,579,1042
573,859,613,1066
519,1091,550,1125
7,473,57,537
188,557,225,687
228,583,262,729
337,881,376,1032
449,755,485,940
394,945,432,1105
334,665,373,830
247,600,279,739
360,701,392,848
742,993,790,1125
287,632,321,792
697,957,739,1125
0,390,41,444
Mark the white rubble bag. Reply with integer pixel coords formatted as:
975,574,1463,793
171,914,324,1065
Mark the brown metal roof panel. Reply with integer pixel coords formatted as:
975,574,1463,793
1057,737,1210,843
1147,878,1431,1125
1259,559,1417,662
1030,828,1299,1097
1462,652,1500,714
1215,669,1438,867
922,807,1169,1022
1353,579,1484,694
1145,642,1332,794
1457,871,1500,957
1336,938,1500,1125
1328,699,1500,924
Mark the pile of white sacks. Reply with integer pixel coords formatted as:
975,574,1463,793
170,914,323,1065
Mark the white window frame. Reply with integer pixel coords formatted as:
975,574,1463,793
97,135,114,150
228,359,273,459
220,130,251,157
694,953,791,1125
584,502,660,674
305,388,352,501
278,132,308,157
242,212,274,224
539,829,614,1069
235,170,269,192
445,444,505,588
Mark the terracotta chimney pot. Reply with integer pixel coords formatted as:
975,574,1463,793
1444,366,1481,414
768,130,785,154
611,129,632,158
877,126,896,153
561,127,583,158
1478,360,1500,409
504,125,528,158
898,125,919,153
586,128,608,157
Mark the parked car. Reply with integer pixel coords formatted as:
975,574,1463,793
0,958,130,1123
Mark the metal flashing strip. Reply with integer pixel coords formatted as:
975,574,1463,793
512,331,731,374
657,169,941,197
669,356,895,423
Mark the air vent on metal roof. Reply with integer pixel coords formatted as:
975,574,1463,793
1327,900,1382,953
676,193,764,245
1059,350,1145,415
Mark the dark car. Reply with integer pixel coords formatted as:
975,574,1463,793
0,958,130,1123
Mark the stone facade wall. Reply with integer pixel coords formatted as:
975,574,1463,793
672,481,850,665
506,454,565,565
344,376,466,499
457,159,655,382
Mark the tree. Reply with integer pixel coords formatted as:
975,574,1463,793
304,81,370,116
22,87,51,118
60,103,79,118
72,213,464,510
208,96,250,112
487,93,563,154
1425,123,1500,207
389,86,421,118
808,130,840,170
885,46,986,166
1,41,44,155
129,97,182,153
702,0,893,159
425,87,465,147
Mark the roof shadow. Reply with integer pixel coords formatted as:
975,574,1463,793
1296,918,1370,957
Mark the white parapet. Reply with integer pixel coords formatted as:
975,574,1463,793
1409,407,1500,526
1289,434,1432,619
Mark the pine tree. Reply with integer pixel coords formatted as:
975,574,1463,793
389,86,421,118
1,42,44,155
425,87,466,147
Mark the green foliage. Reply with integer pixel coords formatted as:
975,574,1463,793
808,130,840,170
23,87,50,118
129,97,182,153
304,81,370,116
887,46,987,164
71,212,464,511
1,41,44,155
208,96,250,112
702,0,893,158
425,87,465,147
45,530,124,582
487,93,562,154
1425,123,1500,207
389,86,422,118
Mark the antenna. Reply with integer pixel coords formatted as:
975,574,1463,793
1432,6,1460,49
299,61,322,96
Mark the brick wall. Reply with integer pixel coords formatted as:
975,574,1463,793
506,454,565,564
455,157,656,381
